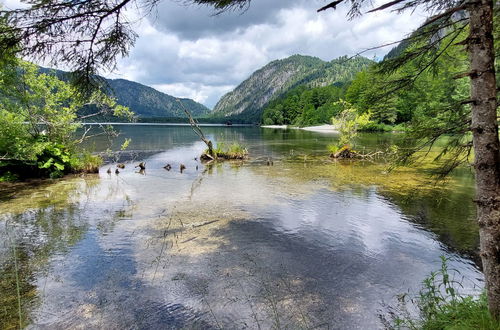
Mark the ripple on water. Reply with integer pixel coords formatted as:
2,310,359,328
1,128,483,329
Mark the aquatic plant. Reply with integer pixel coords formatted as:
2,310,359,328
202,142,248,161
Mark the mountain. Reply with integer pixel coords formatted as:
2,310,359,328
39,68,210,118
211,55,373,122
105,78,209,118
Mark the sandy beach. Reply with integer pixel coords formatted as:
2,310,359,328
261,124,338,133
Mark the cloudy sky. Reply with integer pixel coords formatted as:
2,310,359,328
5,0,427,108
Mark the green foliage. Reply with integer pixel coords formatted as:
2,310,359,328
0,58,128,179
120,138,132,151
71,152,103,174
327,144,340,155
262,84,346,126
381,257,500,330
331,100,372,147
209,142,248,159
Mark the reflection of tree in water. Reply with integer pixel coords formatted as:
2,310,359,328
383,181,479,263
0,206,86,329
0,178,133,329
1,245,37,329
249,154,479,261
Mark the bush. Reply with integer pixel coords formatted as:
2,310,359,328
0,58,130,180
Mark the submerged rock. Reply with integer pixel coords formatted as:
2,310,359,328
135,162,146,170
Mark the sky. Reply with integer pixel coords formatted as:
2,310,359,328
3,0,427,109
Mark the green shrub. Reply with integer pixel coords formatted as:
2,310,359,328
0,58,131,180
380,256,500,330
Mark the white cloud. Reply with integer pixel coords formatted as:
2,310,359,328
110,0,427,108
152,82,234,105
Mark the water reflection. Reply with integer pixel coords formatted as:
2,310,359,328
0,125,482,329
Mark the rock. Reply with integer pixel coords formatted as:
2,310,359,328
107,167,112,174
115,168,120,174
117,163,125,169
135,162,146,170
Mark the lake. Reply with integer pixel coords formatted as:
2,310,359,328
0,124,483,329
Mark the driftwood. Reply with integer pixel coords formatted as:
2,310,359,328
330,145,385,160
176,99,215,158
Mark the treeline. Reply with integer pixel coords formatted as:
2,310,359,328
262,29,470,131
262,84,347,126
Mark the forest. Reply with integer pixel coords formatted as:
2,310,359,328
262,29,472,134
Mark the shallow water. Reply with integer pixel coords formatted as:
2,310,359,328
0,125,482,329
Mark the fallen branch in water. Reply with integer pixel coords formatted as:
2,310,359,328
176,99,215,158
330,146,387,160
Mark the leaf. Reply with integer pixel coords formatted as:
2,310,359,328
40,158,54,168
54,162,65,171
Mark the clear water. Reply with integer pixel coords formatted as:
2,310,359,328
0,125,482,329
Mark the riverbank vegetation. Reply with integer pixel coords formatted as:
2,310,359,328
201,142,248,161
381,257,500,330
0,57,133,181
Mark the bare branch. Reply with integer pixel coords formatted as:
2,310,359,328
317,1,346,13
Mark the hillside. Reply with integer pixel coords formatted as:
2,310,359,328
39,68,210,118
106,79,209,118
211,55,373,122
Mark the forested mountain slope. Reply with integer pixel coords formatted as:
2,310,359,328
105,78,209,118
212,55,373,122
39,68,210,118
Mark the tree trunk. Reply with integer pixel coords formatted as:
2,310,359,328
468,0,500,318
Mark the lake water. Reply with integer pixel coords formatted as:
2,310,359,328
0,125,483,329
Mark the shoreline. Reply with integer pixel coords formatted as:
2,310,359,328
261,124,338,133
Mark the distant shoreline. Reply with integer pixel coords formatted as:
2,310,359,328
80,122,254,127
261,124,338,133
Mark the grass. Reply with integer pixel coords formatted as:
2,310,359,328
206,142,248,160
380,256,500,330
72,152,103,173
419,292,500,330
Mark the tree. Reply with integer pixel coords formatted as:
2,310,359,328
0,58,132,178
1,0,498,318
